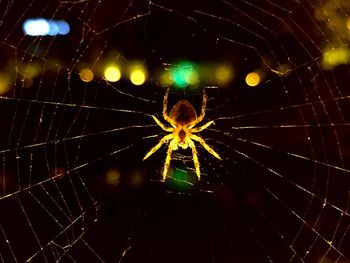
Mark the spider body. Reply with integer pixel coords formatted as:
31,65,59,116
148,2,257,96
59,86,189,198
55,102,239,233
170,100,196,149
143,88,221,181
169,100,197,124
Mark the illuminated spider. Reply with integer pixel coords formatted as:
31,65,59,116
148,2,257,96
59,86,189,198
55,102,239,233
143,88,221,181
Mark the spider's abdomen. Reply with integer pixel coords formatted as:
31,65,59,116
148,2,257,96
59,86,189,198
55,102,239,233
169,100,197,125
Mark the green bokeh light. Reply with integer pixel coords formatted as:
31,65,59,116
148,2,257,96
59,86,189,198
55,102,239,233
170,61,199,88
168,168,195,192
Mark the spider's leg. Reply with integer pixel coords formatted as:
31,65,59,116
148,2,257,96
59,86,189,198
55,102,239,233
152,115,173,132
162,88,177,127
190,120,214,132
190,134,221,160
162,87,170,117
162,139,176,181
143,134,173,161
189,90,207,127
188,139,201,180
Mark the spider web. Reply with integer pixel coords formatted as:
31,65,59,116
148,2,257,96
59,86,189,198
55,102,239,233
0,0,350,262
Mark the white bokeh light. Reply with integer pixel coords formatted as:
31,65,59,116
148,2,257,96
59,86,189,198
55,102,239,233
23,19,70,36
23,18,50,36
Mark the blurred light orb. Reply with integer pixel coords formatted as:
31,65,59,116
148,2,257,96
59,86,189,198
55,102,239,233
23,19,50,36
322,47,350,69
215,65,233,84
187,71,199,86
169,168,194,192
79,68,94,82
347,18,350,30
18,64,41,88
129,170,144,187
21,63,41,79
55,21,70,35
48,21,59,36
104,66,121,82
23,19,70,36
0,73,11,95
170,61,199,88
245,72,261,87
106,168,121,186
130,69,146,85
159,71,173,87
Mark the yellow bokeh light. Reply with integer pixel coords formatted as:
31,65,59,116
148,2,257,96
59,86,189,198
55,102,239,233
130,69,146,85
187,71,199,86
129,170,144,187
322,47,350,69
245,72,261,87
159,71,173,87
104,66,121,82
0,73,11,95
106,168,121,186
21,63,41,79
79,68,94,82
16,63,41,88
215,65,233,84
347,18,350,31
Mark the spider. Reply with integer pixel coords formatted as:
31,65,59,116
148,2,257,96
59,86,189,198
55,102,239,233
143,88,221,181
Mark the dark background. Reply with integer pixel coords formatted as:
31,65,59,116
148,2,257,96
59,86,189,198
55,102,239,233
0,0,350,262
